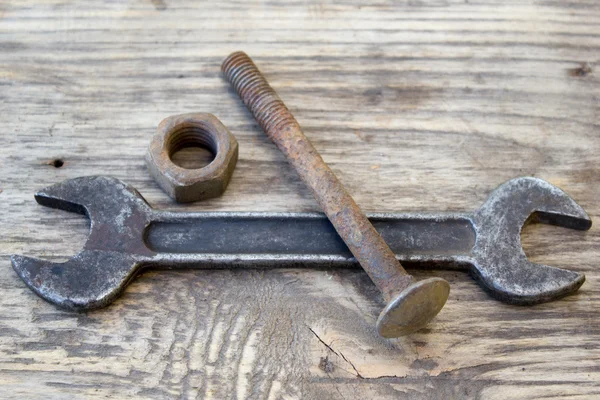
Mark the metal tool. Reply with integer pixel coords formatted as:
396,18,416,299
221,51,450,337
12,176,590,318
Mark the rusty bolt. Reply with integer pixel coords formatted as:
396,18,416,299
146,113,238,203
222,52,450,337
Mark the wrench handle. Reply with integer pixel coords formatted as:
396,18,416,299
147,212,475,268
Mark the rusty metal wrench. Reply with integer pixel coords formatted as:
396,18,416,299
12,176,590,319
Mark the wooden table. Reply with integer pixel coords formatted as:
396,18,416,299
1,1,598,398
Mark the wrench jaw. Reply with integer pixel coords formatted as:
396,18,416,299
471,177,591,304
34,176,153,224
531,210,592,232
12,176,157,310
475,177,592,233
469,255,586,305
11,251,142,311
32,175,154,258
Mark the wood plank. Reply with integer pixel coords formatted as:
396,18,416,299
0,0,598,398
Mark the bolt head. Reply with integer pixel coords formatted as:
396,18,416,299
376,278,450,338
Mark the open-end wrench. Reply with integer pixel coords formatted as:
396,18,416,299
11,176,591,312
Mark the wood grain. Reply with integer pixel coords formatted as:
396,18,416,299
0,0,599,398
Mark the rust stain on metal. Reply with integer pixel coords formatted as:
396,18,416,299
146,113,238,203
221,51,450,337
221,51,406,297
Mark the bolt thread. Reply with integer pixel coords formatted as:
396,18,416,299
221,51,298,137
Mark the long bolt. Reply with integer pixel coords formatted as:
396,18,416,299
222,51,449,337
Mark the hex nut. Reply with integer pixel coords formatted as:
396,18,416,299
146,113,239,203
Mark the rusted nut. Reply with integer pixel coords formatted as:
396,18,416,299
146,113,238,203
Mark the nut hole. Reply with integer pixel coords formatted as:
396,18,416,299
167,125,218,170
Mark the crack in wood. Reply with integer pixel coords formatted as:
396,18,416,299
308,327,364,379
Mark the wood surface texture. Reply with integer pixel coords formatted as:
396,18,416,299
1,0,599,398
